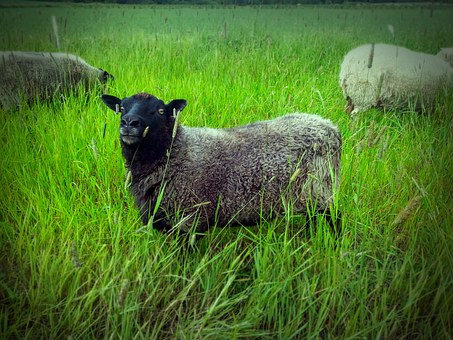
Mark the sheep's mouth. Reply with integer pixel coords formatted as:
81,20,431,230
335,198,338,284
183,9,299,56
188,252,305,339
120,134,142,145
120,126,146,145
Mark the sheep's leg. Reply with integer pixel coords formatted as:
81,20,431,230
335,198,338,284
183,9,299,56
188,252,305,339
322,209,342,236
345,97,354,115
307,208,342,237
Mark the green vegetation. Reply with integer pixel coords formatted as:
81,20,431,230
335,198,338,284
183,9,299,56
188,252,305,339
10,0,453,5
1,2,453,338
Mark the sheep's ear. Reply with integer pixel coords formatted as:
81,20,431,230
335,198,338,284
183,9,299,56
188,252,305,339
101,94,121,112
165,99,187,116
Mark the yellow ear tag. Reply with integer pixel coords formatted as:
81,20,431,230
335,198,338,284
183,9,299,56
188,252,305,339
115,103,120,114
142,126,150,138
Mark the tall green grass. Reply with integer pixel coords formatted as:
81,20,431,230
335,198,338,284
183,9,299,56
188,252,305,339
1,2,452,338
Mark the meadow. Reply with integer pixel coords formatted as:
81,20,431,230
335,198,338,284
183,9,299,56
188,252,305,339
1,1,453,338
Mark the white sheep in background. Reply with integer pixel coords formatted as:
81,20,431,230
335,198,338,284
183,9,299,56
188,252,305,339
101,92,342,235
0,51,113,110
339,43,453,116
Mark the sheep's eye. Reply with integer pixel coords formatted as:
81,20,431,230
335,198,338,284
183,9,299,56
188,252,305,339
158,108,165,115
120,106,125,113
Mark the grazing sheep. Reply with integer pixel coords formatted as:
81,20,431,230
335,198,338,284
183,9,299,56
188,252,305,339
101,92,342,234
339,43,453,116
0,51,112,110
436,47,453,67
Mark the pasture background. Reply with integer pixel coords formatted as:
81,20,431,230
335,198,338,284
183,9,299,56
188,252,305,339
1,2,453,338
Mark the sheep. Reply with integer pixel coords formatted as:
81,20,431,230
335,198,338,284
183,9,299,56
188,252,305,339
101,92,342,235
436,47,453,67
339,43,453,116
0,51,113,110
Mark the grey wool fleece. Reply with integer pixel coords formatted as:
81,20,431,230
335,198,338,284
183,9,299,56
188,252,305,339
146,114,341,232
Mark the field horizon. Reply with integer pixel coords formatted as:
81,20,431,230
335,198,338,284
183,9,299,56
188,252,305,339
1,2,452,339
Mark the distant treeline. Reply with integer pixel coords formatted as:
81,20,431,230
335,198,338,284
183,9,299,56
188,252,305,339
30,0,453,5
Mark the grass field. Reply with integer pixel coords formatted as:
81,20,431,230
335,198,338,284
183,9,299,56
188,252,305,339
1,2,453,338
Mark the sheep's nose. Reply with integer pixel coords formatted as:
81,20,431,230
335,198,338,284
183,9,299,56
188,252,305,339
121,116,140,128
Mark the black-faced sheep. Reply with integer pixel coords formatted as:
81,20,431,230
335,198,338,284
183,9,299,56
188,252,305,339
101,93,342,234
339,43,453,117
0,51,113,110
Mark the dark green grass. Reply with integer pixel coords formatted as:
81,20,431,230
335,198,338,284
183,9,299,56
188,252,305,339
1,2,453,338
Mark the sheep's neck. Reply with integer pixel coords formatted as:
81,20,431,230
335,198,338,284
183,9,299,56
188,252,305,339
121,124,178,179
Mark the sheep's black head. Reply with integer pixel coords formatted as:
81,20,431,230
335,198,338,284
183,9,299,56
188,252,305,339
99,69,114,82
101,92,187,146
